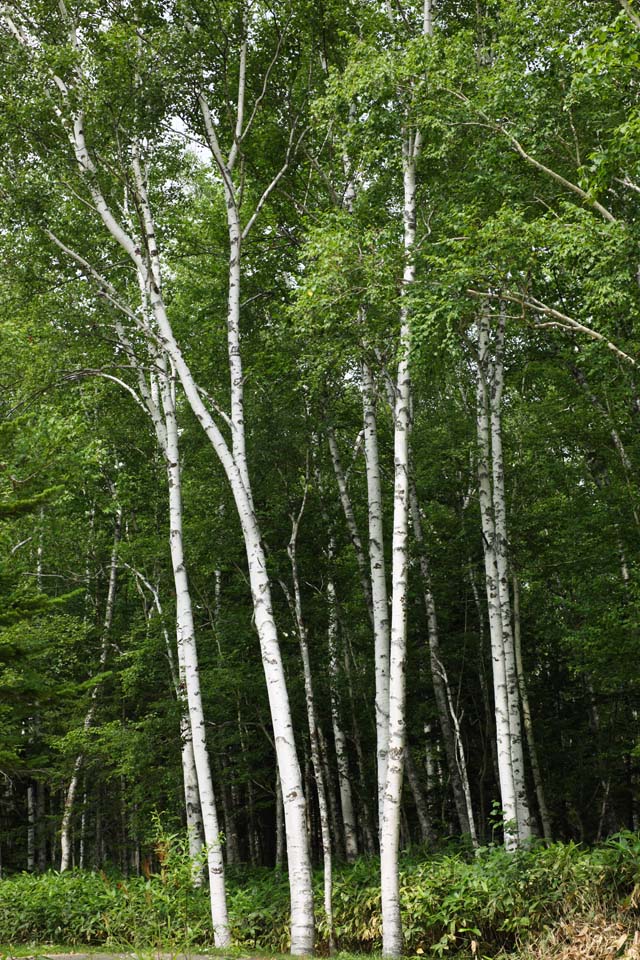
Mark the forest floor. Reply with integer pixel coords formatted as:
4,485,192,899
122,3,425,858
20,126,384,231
3,916,640,960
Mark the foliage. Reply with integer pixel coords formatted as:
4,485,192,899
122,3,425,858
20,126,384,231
3,837,640,957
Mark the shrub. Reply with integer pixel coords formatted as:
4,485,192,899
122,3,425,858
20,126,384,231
1,834,639,956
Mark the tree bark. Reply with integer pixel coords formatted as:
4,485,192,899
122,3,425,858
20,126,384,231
489,314,532,841
404,749,434,845
284,494,335,952
381,128,418,960
60,507,121,872
361,363,391,837
476,312,518,849
159,367,230,942
27,783,35,872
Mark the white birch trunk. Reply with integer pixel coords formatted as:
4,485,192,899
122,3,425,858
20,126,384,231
60,507,121,872
488,315,532,841
79,788,86,870
186,103,316,950
381,140,417,960
36,782,46,872
285,501,334,952
361,363,391,836
21,18,313,945
132,170,313,948
159,369,230,945
27,783,35,871
476,312,518,848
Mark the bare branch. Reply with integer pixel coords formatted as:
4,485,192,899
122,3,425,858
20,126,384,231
619,0,640,31
61,368,149,413
449,89,617,223
467,288,637,366
242,124,308,241
227,37,247,170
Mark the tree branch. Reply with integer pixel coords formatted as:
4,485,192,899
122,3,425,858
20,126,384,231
467,288,637,366
449,89,617,223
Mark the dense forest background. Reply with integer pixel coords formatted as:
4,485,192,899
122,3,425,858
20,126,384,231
1,0,640,955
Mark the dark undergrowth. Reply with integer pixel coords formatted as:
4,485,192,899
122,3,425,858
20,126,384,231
1,834,640,958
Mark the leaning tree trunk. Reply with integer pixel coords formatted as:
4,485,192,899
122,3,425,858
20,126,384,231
24,18,314,946
408,478,476,843
159,368,230,944
60,507,121,872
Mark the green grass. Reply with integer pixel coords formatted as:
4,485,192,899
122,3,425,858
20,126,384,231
1,834,640,957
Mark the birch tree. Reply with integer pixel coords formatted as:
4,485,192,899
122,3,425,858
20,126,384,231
1,5,314,949
475,309,531,848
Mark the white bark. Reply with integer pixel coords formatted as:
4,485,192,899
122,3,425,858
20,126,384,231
381,148,414,958
9,11,314,948
326,553,358,862
36,782,46,871
488,314,532,841
476,309,533,848
27,783,35,871
476,313,518,848
284,492,334,951
60,507,121,872
159,367,230,944
361,363,391,836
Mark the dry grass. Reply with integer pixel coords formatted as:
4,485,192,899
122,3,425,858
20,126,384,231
520,914,640,960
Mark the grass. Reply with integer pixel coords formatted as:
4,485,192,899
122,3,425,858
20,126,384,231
2,834,640,957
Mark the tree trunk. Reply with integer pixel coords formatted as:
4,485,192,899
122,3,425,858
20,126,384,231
27,783,35,871
36,782,46,872
38,44,313,949
476,312,518,849
361,363,391,837
512,575,552,841
489,314,532,841
159,367,230,945
381,136,417,960
60,507,121,872
285,499,335,952
327,560,358,862
409,478,476,843
404,749,434,845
